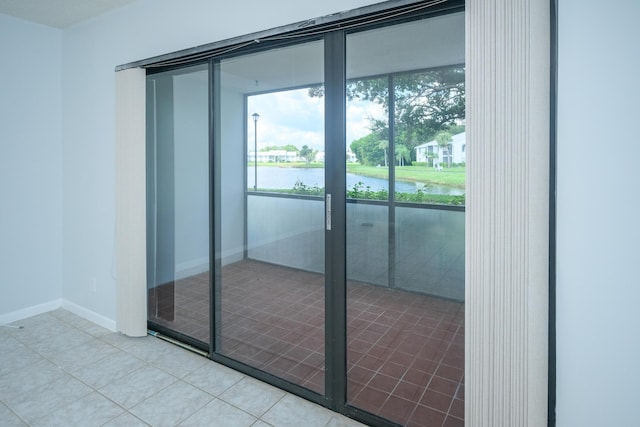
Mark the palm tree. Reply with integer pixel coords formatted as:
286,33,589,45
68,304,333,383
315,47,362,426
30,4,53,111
377,140,389,167
299,145,314,164
395,144,411,166
435,131,452,169
427,152,437,168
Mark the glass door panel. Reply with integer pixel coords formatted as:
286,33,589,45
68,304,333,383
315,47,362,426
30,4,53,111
146,63,210,346
345,12,466,426
215,40,326,394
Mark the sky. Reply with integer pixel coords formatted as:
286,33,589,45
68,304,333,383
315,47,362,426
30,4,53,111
246,87,385,152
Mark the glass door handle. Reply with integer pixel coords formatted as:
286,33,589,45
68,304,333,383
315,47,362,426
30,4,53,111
326,194,332,231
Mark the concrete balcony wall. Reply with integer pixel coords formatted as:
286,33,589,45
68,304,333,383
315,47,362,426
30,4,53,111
247,194,464,301
396,207,464,301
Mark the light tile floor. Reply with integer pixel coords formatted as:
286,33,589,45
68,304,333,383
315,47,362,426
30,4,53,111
0,309,365,427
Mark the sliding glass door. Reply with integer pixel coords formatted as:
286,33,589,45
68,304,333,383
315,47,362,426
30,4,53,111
146,6,465,426
214,39,326,394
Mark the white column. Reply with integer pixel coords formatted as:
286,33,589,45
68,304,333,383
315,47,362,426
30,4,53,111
115,67,147,337
466,0,550,425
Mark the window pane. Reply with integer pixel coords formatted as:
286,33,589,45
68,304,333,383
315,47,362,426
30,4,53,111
346,12,465,426
394,67,465,206
146,63,210,346
247,88,324,195
347,77,389,201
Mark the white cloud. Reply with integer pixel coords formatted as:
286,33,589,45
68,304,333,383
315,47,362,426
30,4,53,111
347,99,385,145
247,88,385,151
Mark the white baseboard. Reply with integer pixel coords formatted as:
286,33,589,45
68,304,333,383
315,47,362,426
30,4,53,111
0,299,117,332
61,300,117,332
221,251,243,266
0,299,63,325
175,257,209,280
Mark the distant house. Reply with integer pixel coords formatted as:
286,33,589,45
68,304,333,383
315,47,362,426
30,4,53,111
248,149,355,164
248,150,300,162
346,148,358,163
414,132,466,167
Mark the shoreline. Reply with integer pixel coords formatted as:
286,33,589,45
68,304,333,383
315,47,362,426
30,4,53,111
248,162,466,189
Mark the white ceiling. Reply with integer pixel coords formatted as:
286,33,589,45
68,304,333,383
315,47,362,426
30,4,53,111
0,0,136,28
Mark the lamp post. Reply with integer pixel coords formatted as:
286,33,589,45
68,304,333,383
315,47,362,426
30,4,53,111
252,113,259,191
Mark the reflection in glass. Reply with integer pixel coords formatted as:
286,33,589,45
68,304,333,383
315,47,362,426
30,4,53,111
146,64,210,346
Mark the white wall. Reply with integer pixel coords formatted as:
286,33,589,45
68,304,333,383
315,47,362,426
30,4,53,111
60,0,381,321
556,1,640,425
0,15,63,319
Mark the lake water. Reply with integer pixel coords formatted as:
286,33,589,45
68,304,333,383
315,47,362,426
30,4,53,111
250,167,464,195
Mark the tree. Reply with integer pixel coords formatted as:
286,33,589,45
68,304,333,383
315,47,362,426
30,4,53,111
309,65,464,162
435,131,452,169
345,66,465,153
447,124,465,136
299,145,315,164
377,140,389,167
426,152,437,168
395,144,411,166
350,133,386,166
261,144,299,152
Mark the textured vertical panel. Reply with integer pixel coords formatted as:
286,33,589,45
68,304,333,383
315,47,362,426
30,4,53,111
115,68,147,337
466,0,549,425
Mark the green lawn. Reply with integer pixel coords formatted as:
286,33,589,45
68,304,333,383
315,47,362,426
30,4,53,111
347,164,466,189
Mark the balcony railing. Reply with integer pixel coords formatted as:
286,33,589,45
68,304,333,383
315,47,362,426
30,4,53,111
247,193,464,301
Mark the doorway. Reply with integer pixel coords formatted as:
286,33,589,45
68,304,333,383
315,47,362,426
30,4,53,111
146,8,465,427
